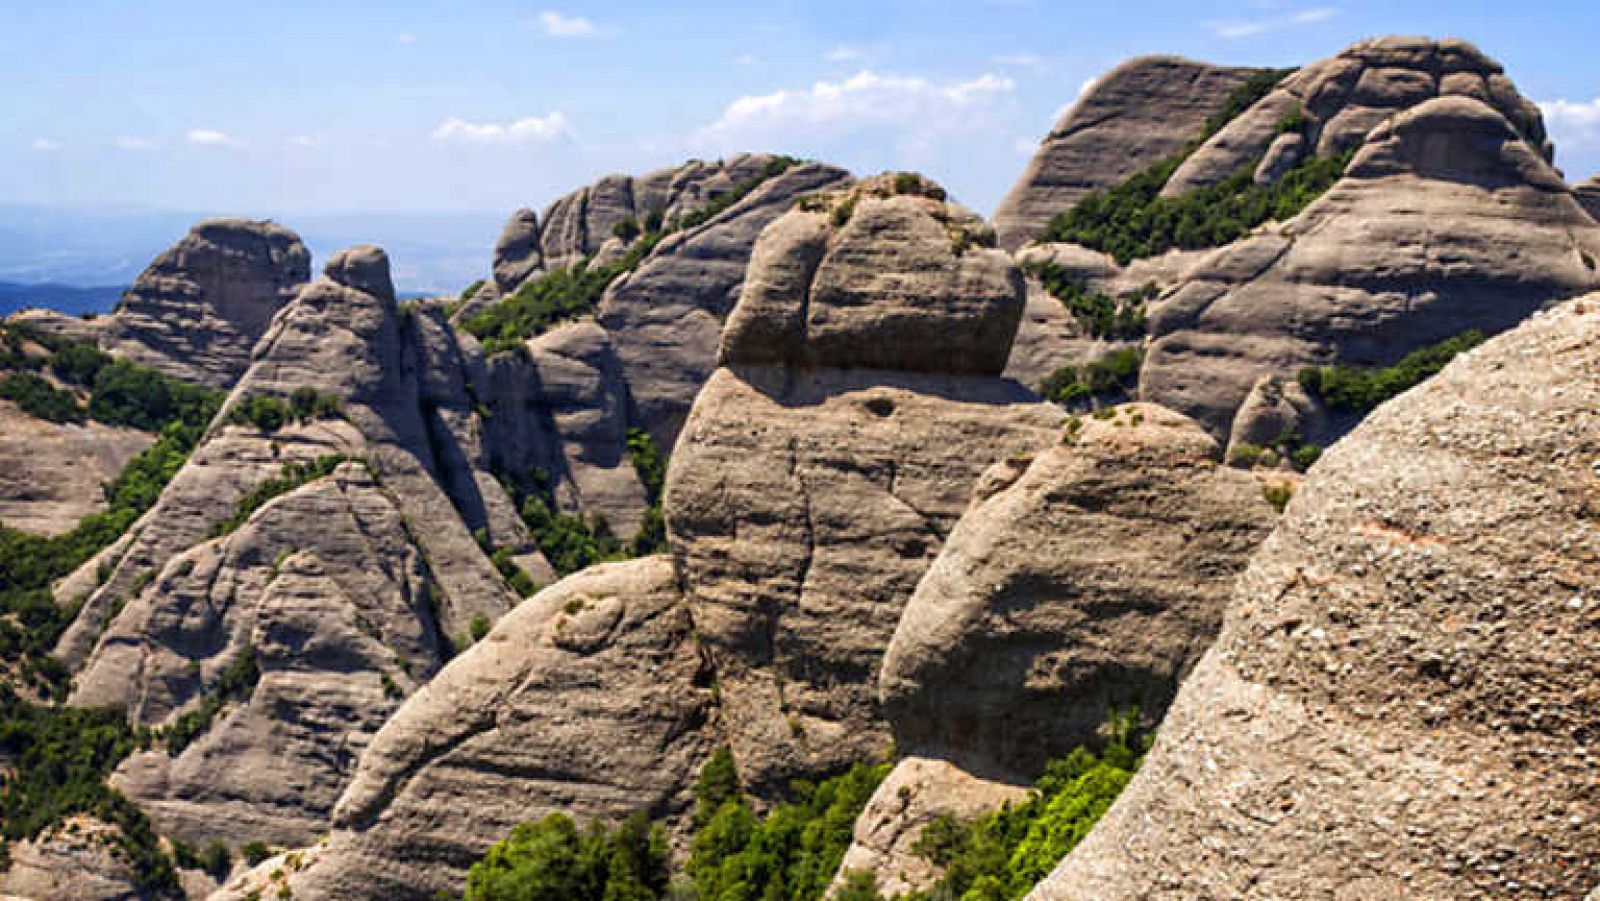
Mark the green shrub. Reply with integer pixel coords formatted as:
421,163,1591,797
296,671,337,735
49,341,110,386
241,840,272,866
625,428,668,557
466,811,669,901
201,839,232,881
1290,444,1323,472
1040,150,1352,264
1228,442,1263,467
229,388,341,432
211,455,350,538
1263,482,1294,513
908,713,1145,901
1297,330,1486,413
87,357,219,432
0,686,179,893
613,217,642,243
498,471,627,577
461,279,486,301
470,614,492,643
685,752,890,901
1023,263,1151,339
1039,347,1143,409
0,371,84,422
163,646,260,755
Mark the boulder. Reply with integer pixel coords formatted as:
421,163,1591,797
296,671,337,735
232,556,713,901
721,175,1021,375
1141,95,1600,444
993,57,1262,250
99,218,310,388
5,307,107,345
1033,295,1600,900
669,175,1065,795
491,207,542,293
880,403,1277,776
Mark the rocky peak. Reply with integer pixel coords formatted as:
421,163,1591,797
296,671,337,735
323,244,395,301
1140,92,1600,445
1162,36,1550,197
100,217,310,388
491,207,542,292
993,57,1264,249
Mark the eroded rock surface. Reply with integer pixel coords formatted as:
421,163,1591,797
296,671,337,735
61,247,517,850
1141,95,1600,443
881,403,1276,777
670,175,1064,795
993,58,1260,250
1162,37,1549,196
235,556,712,901
0,404,151,535
100,218,310,388
1034,296,1600,900
1577,174,1600,222
0,816,149,901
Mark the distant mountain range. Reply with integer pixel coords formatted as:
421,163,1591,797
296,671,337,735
0,281,125,317
0,205,504,301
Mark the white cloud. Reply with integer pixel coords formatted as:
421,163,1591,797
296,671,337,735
826,45,863,62
287,134,322,148
30,138,60,152
1207,6,1338,39
536,10,597,37
1541,97,1600,152
1014,136,1040,155
115,136,155,150
734,53,759,66
188,129,238,147
396,32,416,45
431,112,572,144
697,70,1015,151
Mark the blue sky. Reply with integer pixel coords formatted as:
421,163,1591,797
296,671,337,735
3,0,1598,221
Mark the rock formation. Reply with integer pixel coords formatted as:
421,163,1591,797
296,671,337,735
1033,294,1600,900
0,816,152,901
1161,37,1550,196
670,174,1065,796
836,404,1276,895
1141,95,1600,445
213,556,712,901
462,156,851,538
0,406,150,535
99,218,310,389
993,58,1261,250
59,247,517,849
1577,174,1600,222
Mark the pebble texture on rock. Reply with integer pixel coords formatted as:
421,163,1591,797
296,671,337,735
241,556,713,901
1033,295,1600,900
99,218,310,388
1141,95,1600,444
670,175,1064,796
992,58,1260,250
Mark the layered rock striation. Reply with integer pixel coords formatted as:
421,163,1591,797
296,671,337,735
99,218,310,389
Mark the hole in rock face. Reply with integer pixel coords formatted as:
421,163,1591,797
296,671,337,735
863,396,895,418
